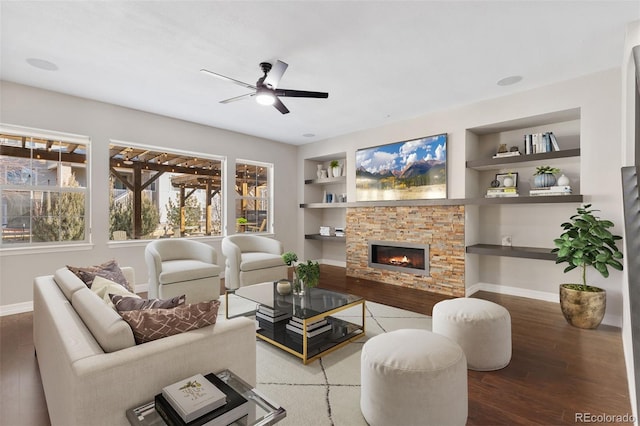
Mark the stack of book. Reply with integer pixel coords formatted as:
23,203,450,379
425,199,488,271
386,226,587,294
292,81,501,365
285,316,332,339
524,132,561,154
485,187,519,198
319,226,332,236
255,305,292,331
155,373,249,426
492,151,521,159
334,227,345,237
529,185,572,196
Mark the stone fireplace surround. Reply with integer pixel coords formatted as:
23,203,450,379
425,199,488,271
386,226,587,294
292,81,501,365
346,205,465,297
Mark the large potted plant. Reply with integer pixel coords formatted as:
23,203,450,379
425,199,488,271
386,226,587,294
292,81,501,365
551,204,624,329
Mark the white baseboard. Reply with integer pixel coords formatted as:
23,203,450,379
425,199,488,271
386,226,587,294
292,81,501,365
319,259,347,268
467,282,622,327
0,301,33,316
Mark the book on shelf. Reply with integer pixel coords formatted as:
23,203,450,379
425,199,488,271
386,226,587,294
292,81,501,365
529,185,573,196
255,310,291,323
492,151,521,158
485,192,520,198
524,132,560,154
486,187,517,193
155,373,249,426
161,374,227,423
285,322,333,338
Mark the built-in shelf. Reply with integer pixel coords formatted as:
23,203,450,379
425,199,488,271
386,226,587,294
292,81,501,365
466,148,580,171
305,234,346,242
304,176,346,185
467,194,583,205
466,244,557,261
300,195,582,208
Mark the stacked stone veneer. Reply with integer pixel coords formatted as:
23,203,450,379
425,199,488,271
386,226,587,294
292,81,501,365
346,205,465,297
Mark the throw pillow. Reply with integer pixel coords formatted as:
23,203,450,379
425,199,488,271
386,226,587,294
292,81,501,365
67,259,132,292
110,294,186,311
91,275,140,306
118,300,220,344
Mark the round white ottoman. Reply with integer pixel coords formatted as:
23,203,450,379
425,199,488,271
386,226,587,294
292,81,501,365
432,297,512,371
360,329,468,426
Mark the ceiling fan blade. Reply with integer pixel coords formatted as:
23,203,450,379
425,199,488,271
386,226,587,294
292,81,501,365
275,89,329,99
273,97,290,114
263,60,288,89
220,92,255,104
200,68,256,90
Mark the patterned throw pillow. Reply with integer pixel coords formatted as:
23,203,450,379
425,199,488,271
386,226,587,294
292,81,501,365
67,259,132,292
110,294,186,311
118,300,220,344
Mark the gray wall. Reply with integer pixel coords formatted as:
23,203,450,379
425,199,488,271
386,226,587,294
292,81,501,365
0,81,299,310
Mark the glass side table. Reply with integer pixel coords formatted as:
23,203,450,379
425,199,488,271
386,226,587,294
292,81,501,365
126,369,286,426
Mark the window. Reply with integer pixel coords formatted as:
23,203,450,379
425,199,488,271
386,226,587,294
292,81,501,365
235,160,272,233
0,126,89,247
109,142,223,240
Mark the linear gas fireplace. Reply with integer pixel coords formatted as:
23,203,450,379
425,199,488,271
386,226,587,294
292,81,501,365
368,240,430,276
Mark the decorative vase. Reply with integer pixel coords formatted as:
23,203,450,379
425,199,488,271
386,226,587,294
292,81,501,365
559,284,606,329
533,173,556,188
276,279,292,295
332,166,342,178
557,174,570,186
503,176,514,187
316,165,324,179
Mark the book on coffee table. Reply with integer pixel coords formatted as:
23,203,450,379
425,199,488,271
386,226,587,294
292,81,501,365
161,373,226,423
156,373,249,426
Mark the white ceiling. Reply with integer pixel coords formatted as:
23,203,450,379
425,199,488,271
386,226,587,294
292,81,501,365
1,1,638,145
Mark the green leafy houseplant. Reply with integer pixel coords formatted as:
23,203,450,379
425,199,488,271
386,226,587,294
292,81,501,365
282,251,298,266
329,160,340,168
552,204,623,291
296,260,320,288
534,165,560,175
236,217,247,224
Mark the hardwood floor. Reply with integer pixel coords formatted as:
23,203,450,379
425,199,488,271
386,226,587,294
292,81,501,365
1,265,632,425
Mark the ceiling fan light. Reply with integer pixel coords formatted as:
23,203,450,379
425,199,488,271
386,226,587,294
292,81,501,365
256,89,275,106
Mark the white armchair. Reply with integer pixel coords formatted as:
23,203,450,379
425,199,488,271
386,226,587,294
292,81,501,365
145,239,222,303
221,234,287,290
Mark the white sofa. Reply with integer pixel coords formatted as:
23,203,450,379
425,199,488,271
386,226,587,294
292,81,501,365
33,266,256,426
221,234,287,290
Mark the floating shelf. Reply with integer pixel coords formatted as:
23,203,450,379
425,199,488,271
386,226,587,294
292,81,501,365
305,234,346,242
304,176,346,185
466,148,580,170
466,244,557,261
467,194,583,205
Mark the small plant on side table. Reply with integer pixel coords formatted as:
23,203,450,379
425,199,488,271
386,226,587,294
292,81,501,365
296,260,320,289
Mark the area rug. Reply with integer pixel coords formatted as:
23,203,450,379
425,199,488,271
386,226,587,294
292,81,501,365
220,296,432,426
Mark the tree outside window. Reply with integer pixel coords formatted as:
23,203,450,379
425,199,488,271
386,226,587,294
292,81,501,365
1,129,89,247
108,143,223,240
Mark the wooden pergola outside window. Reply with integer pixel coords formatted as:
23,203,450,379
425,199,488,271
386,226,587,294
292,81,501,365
109,144,223,239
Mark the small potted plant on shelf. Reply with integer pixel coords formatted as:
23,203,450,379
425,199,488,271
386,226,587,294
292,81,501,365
330,160,342,178
533,165,560,188
551,204,624,329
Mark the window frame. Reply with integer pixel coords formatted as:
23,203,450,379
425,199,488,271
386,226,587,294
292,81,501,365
0,124,91,251
108,140,226,241
234,158,274,234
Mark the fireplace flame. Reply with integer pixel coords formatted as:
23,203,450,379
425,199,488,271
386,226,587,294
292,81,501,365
389,255,411,266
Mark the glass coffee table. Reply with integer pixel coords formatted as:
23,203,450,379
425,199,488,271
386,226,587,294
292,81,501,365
126,369,286,425
226,282,365,364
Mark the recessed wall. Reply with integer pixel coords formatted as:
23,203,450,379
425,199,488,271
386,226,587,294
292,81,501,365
346,205,465,296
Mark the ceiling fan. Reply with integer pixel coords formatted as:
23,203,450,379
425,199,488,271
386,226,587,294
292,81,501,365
200,60,329,114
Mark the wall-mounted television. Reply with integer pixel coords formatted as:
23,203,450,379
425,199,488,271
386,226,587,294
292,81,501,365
355,133,447,201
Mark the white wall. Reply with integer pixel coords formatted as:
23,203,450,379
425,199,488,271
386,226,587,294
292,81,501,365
298,68,626,325
0,81,299,312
